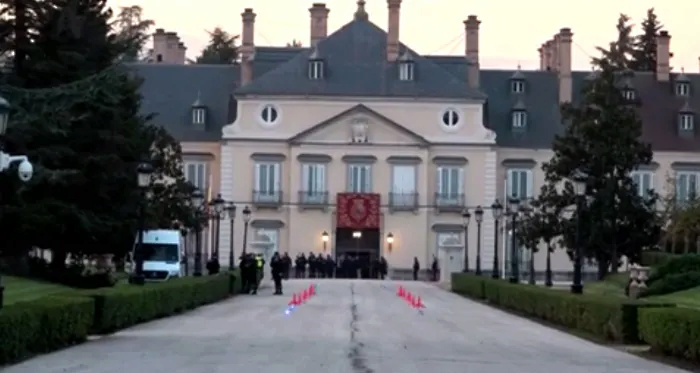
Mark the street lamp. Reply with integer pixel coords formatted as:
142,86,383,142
520,203,536,285
132,161,153,285
322,231,329,252
571,170,588,294
508,195,521,284
461,208,471,272
386,232,394,253
474,205,484,275
192,189,205,276
209,193,225,274
491,199,503,279
225,202,237,269
241,205,252,255
543,204,555,287
0,95,34,309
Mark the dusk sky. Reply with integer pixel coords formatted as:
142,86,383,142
108,0,700,72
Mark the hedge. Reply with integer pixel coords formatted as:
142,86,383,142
0,296,94,365
451,273,674,343
638,307,700,361
0,270,240,365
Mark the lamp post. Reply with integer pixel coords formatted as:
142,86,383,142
0,95,34,309
322,231,329,252
192,189,204,276
544,204,555,287
474,205,484,275
241,206,251,255
211,194,225,261
571,171,588,294
386,233,394,253
180,228,188,276
491,199,503,279
508,196,521,284
132,161,153,285
225,202,236,269
461,208,471,272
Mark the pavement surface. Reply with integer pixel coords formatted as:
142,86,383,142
2,279,691,373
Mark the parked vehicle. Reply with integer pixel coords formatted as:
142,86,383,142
127,229,185,282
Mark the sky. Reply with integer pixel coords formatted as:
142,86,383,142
108,0,700,72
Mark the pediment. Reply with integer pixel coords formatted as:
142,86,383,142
288,104,429,146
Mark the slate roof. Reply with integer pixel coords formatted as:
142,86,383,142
127,63,238,142
235,18,485,100
429,55,700,152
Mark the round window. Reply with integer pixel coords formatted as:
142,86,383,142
441,109,460,128
260,105,279,125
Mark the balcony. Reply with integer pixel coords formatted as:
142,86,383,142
389,192,418,212
298,190,329,210
434,192,465,213
252,190,283,208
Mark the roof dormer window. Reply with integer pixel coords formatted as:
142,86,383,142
676,82,690,97
512,110,527,129
191,94,206,126
680,113,694,131
622,87,636,101
398,50,415,81
308,48,324,80
510,69,526,94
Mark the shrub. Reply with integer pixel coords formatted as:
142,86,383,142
89,272,234,334
639,307,700,361
648,254,700,285
641,250,679,267
451,273,674,343
642,271,700,297
0,296,94,365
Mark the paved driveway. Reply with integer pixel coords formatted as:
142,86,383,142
2,280,690,373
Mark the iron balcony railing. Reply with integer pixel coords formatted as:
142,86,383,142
298,190,329,207
252,190,283,206
389,192,418,211
434,192,465,211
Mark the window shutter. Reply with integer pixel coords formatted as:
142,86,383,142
436,167,443,195
274,164,281,191
526,170,533,198
254,164,261,191
458,167,465,194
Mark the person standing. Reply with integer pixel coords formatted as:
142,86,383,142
379,256,388,279
282,252,291,279
431,255,440,282
308,252,317,278
412,257,420,281
270,252,284,295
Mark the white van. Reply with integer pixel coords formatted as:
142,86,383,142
129,229,184,282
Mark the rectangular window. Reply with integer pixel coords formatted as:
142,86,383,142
391,165,417,208
192,108,206,125
676,172,699,201
436,166,463,205
348,164,371,193
184,161,208,191
301,163,326,204
399,63,414,81
631,171,654,199
680,114,694,131
255,162,281,197
512,111,527,128
507,169,533,200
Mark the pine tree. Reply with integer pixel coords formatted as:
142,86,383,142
595,14,635,70
112,5,154,62
195,27,239,64
629,8,663,72
540,44,660,279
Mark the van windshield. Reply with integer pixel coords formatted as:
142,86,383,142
138,243,179,263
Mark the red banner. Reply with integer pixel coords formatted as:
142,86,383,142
336,193,380,229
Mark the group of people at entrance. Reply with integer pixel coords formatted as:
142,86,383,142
294,253,388,279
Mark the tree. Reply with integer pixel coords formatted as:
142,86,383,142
112,5,154,62
195,27,238,64
0,0,48,84
286,39,302,47
594,14,635,70
540,33,660,279
629,8,663,72
515,207,542,285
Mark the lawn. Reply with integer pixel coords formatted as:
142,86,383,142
584,271,700,309
1,275,76,305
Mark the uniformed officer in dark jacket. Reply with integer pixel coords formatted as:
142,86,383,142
239,253,254,293
295,254,305,278
307,252,316,278
325,254,335,278
282,252,292,279
270,252,284,295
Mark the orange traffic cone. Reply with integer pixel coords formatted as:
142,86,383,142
302,288,309,302
406,292,413,304
415,296,424,308
397,286,403,297
309,284,315,296
289,293,299,306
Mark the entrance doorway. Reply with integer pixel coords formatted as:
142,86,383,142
335,228,380,279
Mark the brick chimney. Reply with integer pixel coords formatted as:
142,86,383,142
656,31,671,82
464,15,480,89
240,8,256,86
151,29,186,64
386,0,401,62
544,40,554,70
309,3,329,48
557,28,573,103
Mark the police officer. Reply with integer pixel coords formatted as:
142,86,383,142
248,253,260,294
239,253,252,293
270,252,284,295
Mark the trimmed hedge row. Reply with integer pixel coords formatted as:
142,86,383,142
638,307,700,361
0,271,240,365
451,273,674,343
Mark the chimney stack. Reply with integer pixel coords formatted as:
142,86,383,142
309,3,329,48
240,8,256,86
544,40,554,70
464,15,481,89
656,31,671,82
151,29,185,64
386,0,401,62
557,28,573,103
538,45,545,70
